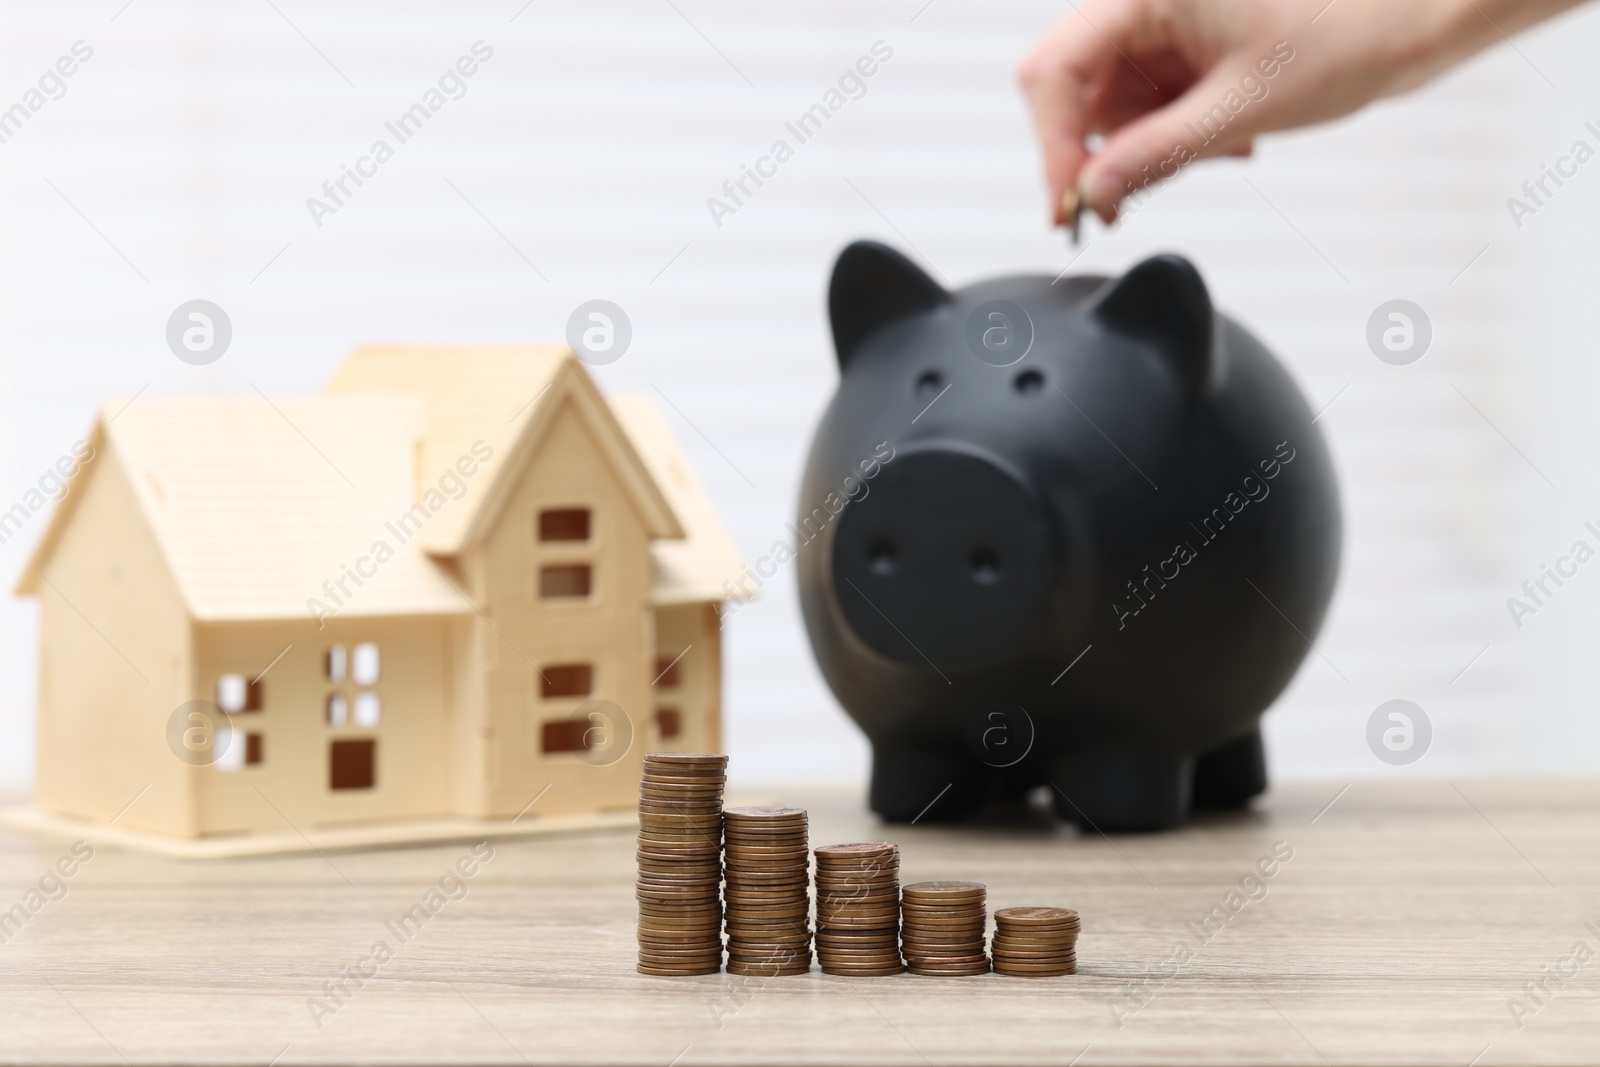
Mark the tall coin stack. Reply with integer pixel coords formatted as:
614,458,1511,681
991,906,1080,977
636,752,728,976
900,881,990,976
813,842,904,976
722,806,812,976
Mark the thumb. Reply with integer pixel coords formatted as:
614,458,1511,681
1078,66,1262,220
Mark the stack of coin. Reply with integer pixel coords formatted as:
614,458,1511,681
813,842,903,976
900,881,990,976
636,752,728,976
723,806,811,976
990,906,1080,977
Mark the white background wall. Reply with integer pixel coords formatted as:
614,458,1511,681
2,0,1599,792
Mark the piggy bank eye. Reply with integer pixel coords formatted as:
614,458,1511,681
1014,369,1044,395
914,370,943,399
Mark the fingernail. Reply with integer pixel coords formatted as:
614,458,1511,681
1082,168,1122,216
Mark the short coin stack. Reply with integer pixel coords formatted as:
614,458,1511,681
813,842,904,976
636,752,728,976
723,806,812,976
900,881,991,976
991,906,1080,977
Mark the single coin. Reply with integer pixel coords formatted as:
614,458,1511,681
902,938,986,952
815,903,901,917
819,963,906,976
636,866,721,880
637,838,722,853
993,951,1077,965
639,933,725,948
816,894,900,907
638,797,722,809
727,937,813,952
643,751,728,764
728,856,808,866
727,961,811,976
990,930,1078,944
637,945,723,956
724,844,810,857
639,773,727,785
815,915,901,930
994,906,1078,925
993,919,1079,932
639,904,723,916
636,885,721,897
908,962,991,976
904,954,987,966
637,964,723,977
815,842,898,855
993,964,1075,977
639,784,728,796
724,805,805,819
639,924,724,937
902,881,986,900
815,934,898,948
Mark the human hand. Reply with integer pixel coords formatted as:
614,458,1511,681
1017,0,1579,225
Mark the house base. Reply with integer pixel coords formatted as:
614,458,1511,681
0,803,642,860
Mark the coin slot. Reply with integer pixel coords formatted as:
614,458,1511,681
914,370,943,399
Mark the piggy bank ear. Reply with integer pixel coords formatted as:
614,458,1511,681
1092,254,1217,400
829,241,949,371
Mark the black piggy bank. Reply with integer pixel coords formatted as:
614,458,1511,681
796,241,1340,831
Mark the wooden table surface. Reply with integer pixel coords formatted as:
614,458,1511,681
3,779,1599,1066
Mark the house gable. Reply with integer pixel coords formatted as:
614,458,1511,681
324,345,683,559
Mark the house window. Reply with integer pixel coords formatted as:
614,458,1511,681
541,663,593,699
655,708,682,739
330,739,376,790
541,719,592,754
216,674,263,713
539,507,591,542
326,643,380,732
326,645,348,683
214,728,263,770
352,643,381,685
653,654,684,689
539,564,592,599
354,691,382,728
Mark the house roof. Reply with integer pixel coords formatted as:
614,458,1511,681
325,345,683,553
609,395,748,606
17,346,748,619
16,395,471,620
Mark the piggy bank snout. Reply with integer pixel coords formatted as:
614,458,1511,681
830,447,1053,667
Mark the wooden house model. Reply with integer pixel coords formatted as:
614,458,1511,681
11,345,747,853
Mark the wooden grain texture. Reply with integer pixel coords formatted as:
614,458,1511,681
2,780,1598,1066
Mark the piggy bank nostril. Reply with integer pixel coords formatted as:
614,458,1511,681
914,370,943,399
970,548,1000,585
1014,369,1044,395
868,540,897,576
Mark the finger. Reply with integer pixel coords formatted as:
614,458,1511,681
1017,0,1148,225
1077,63,1265,220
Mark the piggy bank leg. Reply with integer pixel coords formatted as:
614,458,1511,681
1049,748,1193,832
1191,727,1267,810
870,747,986,823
